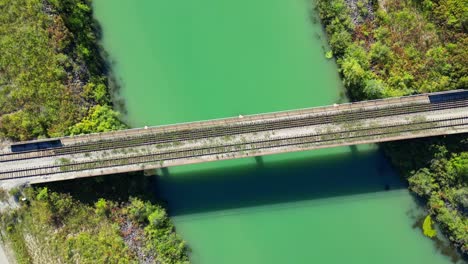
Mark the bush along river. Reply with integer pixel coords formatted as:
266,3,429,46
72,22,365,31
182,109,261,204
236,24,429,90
93,0,460,263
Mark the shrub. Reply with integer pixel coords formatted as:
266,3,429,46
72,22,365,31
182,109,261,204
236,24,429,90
95,198,109,216
422,215,437,238
69,105,126,135
453,188,468,210
0,188,8,202
8,188,21,200
36,187,49,201
148,209,167,228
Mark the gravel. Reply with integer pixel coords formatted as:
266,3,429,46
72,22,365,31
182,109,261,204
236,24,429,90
345,0,375,25
120,219,157,264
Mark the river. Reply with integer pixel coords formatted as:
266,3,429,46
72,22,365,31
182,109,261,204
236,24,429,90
93,0,456,263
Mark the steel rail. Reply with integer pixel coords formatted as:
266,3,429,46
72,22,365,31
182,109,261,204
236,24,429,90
2,99,468,163
2,99,467,162
1,116,467,180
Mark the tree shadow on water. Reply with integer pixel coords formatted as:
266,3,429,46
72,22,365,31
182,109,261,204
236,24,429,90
254,156,264,169
154,148,407,216
34,148,407,216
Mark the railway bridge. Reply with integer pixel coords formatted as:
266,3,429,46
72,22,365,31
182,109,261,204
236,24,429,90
1,90,468,184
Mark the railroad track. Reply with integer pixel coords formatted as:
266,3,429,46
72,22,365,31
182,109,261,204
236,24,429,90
2,98,468,163
1,116,467,180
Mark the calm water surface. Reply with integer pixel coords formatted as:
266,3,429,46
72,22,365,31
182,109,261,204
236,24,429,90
93,0,455,263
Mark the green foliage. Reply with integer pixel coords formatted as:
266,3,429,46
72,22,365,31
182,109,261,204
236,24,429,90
0,187,8,202
65,229,133,264
446,153,468,184
330,30,353,57
0,0,124,141
422,215,437,238
127,197,158,224
84,81,110,105
340,56,368,97
36,187,49,201
421,0,467,33
369,41,392,65
0,1,186,262
69,105,126,135
0,0,79,140
5,225,32,264
125,197,189,263
317,0,468,255
8,187,21,200
363,79,385,99
94,198,109,216
429,195,468,253
317,0,467,99
144,223,189,264
384,136,468,254
1,188,189,263
453,187,468,209
148,209,167,228
409,168,438,197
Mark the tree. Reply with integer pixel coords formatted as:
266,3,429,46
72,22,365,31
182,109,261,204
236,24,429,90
148,209,167,228
409,168,438,197
453,188,468,210
446,153,468,184
370,41,392,65
330,30,352,57
341,56,368,97
69,105,126,135
364,79,385,99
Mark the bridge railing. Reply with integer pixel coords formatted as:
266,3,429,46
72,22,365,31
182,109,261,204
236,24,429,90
2,90,466,148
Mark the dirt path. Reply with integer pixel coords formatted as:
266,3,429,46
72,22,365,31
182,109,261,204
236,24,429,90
0,242,13,264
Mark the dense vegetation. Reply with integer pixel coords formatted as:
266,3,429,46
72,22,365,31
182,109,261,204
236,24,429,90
0,0,125,141
0,1,189,263
317,0,467,257
385,135,467,254
0,0,465,261
1,175,189,263
317,0,466,100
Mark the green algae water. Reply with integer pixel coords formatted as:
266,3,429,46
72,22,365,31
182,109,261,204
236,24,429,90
93,1,457,263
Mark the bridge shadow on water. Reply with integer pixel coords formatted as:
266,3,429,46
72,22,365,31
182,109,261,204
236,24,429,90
154,147,407,217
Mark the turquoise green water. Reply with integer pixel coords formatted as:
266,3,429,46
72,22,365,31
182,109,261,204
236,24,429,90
93,0,455,263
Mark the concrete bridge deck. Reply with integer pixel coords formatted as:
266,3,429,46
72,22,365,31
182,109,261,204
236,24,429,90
1,90,467,184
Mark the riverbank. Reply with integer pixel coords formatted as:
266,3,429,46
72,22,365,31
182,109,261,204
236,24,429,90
0,175,189,263
316,0,467,258
0,0,125,141
0,1,189,263
92,0,461,263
